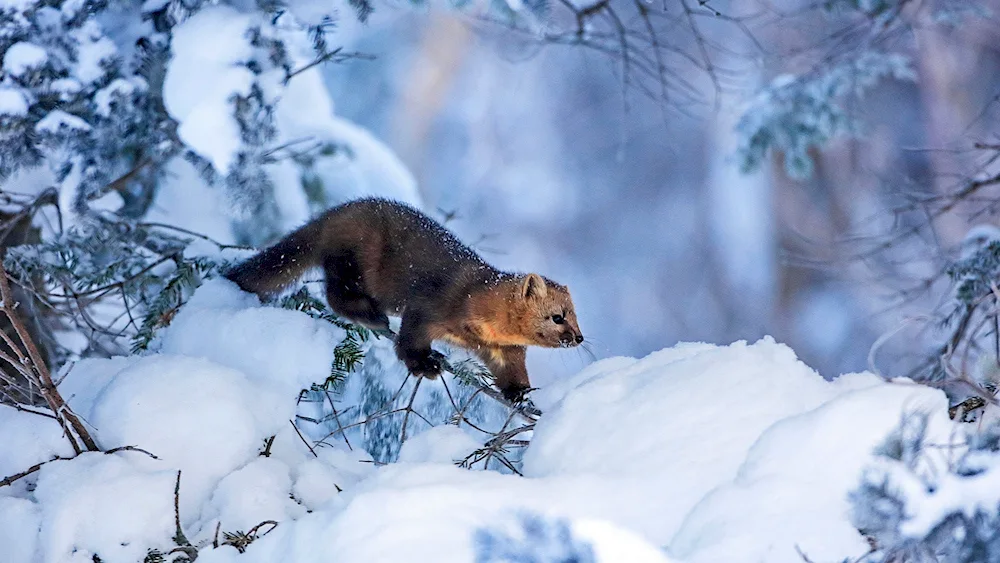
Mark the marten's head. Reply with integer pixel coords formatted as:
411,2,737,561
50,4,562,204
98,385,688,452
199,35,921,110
516,273,584,348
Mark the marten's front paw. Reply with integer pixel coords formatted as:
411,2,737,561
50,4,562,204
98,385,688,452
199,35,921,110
403,349,445,379
500,385,532,403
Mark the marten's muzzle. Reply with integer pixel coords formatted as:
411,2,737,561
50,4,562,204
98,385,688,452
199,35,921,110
559,330,584,347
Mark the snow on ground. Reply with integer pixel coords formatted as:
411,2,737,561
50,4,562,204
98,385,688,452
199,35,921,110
0,406,73,493
523,339,874,543
669,379,951,563
154,279,347,395
34,452,176,563
193,466,679,563
0,283,967,562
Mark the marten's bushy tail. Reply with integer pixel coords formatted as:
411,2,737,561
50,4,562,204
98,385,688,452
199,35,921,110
224,222,324,297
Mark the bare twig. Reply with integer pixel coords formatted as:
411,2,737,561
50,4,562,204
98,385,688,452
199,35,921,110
0,455,73,487
261,435,276,457
290,419,318,458
170,470,198,560
284,48,375,84
324,388,352,451
0,263,99,453
104,445,160,459
399,375,423,444
1,445,160,488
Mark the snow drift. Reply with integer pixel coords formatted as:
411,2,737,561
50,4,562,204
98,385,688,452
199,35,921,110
0,280,965,562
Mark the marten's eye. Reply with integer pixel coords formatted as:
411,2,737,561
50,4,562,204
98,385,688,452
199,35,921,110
551,314,565,324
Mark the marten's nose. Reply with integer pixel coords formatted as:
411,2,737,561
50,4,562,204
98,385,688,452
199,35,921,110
575,334,584,344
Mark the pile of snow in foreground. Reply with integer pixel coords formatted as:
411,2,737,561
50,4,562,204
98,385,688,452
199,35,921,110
0,281,963,562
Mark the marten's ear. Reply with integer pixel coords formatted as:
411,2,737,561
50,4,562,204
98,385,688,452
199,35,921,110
521,273,548,300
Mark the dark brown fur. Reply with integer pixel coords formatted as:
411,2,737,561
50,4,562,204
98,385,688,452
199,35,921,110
224,198,584,399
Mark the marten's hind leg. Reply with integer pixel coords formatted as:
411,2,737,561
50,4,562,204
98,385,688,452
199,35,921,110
395,305,445,379
322,253,390,331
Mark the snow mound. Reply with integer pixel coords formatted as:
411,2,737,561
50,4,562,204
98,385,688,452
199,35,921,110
34,110,91,133
523,337,882,543
669,379,952,563
268,62,423,212
195,463,676,563
0,306,963,563
34,452,176,563
94,77,145,117
85,354,292,523
157,279,347,394
398,424,482,464
203,457,307,533
0,497,40,562
70,19,117,85
0,405,74,491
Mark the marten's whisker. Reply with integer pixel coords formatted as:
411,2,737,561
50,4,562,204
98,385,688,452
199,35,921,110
579,338,610,354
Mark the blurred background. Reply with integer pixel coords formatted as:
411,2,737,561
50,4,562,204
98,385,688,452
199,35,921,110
315,2,1000,384
4,0,1000,391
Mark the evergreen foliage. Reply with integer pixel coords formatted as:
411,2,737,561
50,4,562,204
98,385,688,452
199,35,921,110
850,414,1000,563
948,240,1000,307
736,51,915,179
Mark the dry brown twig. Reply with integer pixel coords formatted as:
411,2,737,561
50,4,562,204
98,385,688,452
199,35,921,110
0,262,99,454
0,444,158,488
169,470,199,561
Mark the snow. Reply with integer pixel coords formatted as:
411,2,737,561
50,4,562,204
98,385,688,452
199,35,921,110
961,223,1000,259
398,424,482,464
0,496,41,562
3,42,48,76
93,77,144,117
82,355,292,523
140,0,169,12
57,356,141,421
0,290,968,563
0,86,30,116
870,441,1000,539
267,55,424,216
195,463,678,563
163,6,257,173
669,380,952,563
34,110,92,133
203,457,306,532
282,0,336,26
70,19,118,85
0,405,73,490
291,457,349,510
0,0,35,13
48,78,83,100
524,338,873,543
157,4,420,233
34,452,176,563
156,279,348,394
142,157,238,245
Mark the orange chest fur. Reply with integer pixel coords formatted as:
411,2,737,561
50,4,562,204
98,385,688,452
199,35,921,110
438,319,532,349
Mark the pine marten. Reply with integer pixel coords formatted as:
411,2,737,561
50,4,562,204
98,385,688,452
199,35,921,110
224,197,584,400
